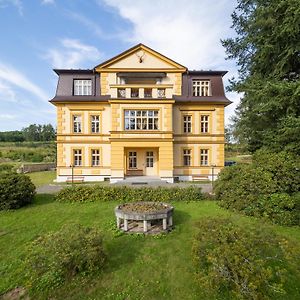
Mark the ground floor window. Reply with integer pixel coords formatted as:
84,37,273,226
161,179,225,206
129,151,137,168
200,149,209,166
183,149,191,166
73,149,82,166
91,149,100,166
146,151,154,167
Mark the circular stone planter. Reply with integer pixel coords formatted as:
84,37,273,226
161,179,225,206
115,202,174,234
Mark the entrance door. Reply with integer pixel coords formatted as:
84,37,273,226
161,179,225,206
145,151,156,176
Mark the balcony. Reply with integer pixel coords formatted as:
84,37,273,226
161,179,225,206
112,86,172,99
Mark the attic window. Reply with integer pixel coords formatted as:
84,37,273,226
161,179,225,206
74,79,92,95
192,80,210,96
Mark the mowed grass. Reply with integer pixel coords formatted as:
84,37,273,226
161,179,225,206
27,170,56,187
0,195,299,300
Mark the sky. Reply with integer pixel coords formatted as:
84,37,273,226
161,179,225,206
0,0,240,131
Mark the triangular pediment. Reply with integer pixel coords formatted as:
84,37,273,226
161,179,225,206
95,43,186,71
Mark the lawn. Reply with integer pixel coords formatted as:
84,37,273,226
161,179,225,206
1,195,299,299
27,170,56,187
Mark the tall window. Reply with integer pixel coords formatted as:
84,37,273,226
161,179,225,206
74,79,92,95
183,149,191,166
124,110,159,130
183,115,192,133
146,151,154,167
91,115,100,133
129,151,137,168
192,80,210,96
200,115,209,133
200,149,209,166
91,149,100,166
73,115,82,133
73,149,82,166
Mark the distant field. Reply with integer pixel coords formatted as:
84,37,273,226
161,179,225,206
0,141,56,164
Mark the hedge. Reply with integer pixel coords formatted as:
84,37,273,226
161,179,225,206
55,185,204,203
214,151,300,226
0,172,36,210
193,217,300,299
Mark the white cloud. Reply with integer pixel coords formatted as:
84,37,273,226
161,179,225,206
0,62,49,101
101,0,240,123
41,0,55,5
0,113,16,120
44,38,102,68
0,0,23,15
66,11,104,38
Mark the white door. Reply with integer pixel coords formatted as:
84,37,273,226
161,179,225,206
145,151,156,176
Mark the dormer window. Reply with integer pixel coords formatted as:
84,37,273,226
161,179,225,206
192,80,210,96
74,79,92,96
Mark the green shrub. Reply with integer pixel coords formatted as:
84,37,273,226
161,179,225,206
24,224,106,291
55,185,204,203
0,173,35,210
258,193,300,226
215,164,276,211
192,218,300,299
253,150,300,194
0,163,15,173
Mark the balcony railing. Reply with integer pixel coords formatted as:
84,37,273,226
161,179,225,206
115,87,168,99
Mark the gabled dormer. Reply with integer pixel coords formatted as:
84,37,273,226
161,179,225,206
95,43,186,99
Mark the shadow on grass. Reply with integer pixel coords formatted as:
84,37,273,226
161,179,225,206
32,194,56,206
105,235,146,273
173,209,191,226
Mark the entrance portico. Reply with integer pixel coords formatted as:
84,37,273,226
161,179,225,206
110,141,173,183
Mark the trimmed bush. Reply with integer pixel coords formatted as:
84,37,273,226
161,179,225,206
192,218,300,299
55,185,204,203
215,164,277,211
253,150,300,194
24,224,106,291
0,173,35,210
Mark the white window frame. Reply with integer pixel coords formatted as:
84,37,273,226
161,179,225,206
91,115,100,133
200,149,209,166
128,151,137,169
73,115,82,133
91,149,100,166
74,79,92,96
183,149,191,166
124,110,159,131
183,115,192,133
192,80,210,96
200,115,209,133
74,149,82,166
146,151,154,167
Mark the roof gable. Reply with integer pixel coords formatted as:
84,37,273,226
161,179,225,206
95,43,186,71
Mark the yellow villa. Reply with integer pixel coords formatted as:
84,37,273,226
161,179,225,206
50,44,231,183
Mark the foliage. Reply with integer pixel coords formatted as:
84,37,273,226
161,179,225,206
215,152,300,225
55,185,204,203
0,173,36,210
253,150,300,193
0,163,15,174
0,142,56,163
24,224,106,292
214,164,276,210
192,217,300,299
222,0,300,152
0,123,55,142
